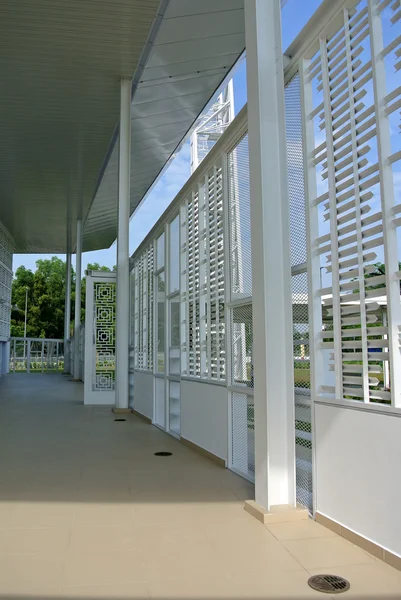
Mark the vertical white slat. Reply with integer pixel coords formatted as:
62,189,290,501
198,180,207,377
205,175,212,379
134,263,139,369
185,198,191,377
344,7,370,402
214,163,221,379
191,192,197,376
143,251,148,370
151,244,157,375
180,202,188,376
164,224,169,378
41,340,44,374
222,150,233,466
368,0,401,407
299,58,324,516
320,36,344,400
148,246,154,371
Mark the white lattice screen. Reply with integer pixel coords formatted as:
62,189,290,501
300,0,401,407
0,222,14,340
93,281,116,391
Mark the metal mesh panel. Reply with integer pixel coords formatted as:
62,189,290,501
285,74,307,268
286,72,312,511
231,304,253,388
0,222,13,340
292,272,310,395
295,401,313,511
231,392,255,481
228,134,252,301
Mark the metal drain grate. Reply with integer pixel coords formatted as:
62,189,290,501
154,452,172,457
114,418,126,422
308,575,350,594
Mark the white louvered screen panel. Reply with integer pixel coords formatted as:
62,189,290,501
132,245,154,371
206,160,226,380
133,263,139,369
0,222,13,341
146,245,154,370
180,161,226,381
300,0,401,407
180,201,188,376
228,135,252,301
187,189,201,377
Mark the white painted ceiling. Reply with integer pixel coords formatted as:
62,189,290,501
0,0,162,253
83,0,246,251
0,0,246,253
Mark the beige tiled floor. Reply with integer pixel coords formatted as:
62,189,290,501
0,374,400,599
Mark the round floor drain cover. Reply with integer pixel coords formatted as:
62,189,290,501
308,575,350,594
114,418,126,422
154,451,172,456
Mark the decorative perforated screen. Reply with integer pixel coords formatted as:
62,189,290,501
93,281,116,391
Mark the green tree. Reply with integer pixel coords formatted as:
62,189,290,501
11,257,114,339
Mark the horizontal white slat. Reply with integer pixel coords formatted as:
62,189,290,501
340,315,378,326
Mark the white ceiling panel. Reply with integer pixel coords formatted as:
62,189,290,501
0,0,161,252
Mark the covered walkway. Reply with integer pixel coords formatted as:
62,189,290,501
0,376,400,598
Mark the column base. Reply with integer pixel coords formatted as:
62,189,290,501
112,408,131,414
244,500,309,524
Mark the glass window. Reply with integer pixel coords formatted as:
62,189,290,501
157,233,165,270
169,215,180,293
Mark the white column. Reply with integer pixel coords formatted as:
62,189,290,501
115,77,131,410
64,252,72,373
73,219,82,380
245,0,296,510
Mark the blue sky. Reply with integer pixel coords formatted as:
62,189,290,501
13,0,324,275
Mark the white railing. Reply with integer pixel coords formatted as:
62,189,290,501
9,337,65,373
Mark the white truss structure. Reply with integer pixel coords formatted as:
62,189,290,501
190,80,235,173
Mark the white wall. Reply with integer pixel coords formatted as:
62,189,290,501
133,371,154,421
181,380,228,462
315,402,401,558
